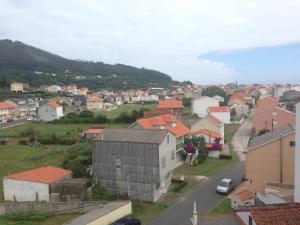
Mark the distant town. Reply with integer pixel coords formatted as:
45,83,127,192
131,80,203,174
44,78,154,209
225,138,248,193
0,81,300,225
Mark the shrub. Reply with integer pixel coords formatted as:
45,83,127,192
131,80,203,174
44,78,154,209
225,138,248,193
219,154,232,160
95,114,108,123
170,180,188,192
192,158,199,166
92,184,119,201
0,140,7,145
18,139,28,145
6,211,51,221
79,110,94,118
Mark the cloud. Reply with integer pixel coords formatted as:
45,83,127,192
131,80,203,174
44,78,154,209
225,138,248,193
1,0,300,83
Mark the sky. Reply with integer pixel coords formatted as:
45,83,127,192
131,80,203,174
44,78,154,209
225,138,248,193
1,0,300,84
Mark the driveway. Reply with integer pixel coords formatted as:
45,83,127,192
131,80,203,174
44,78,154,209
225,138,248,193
146,162,244,225
232,118,253,161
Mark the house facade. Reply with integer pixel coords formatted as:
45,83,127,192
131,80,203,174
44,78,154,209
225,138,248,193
10,82,24,92
132,115,190,165
38,101,63,121
86,96,103,111
192,96,219,118
157,100,184,117
0,102,17,121
5,98,38,118
245,126,295,193
3,166,71,202
207,106,231,124
92,129,176,202
253,107,295,135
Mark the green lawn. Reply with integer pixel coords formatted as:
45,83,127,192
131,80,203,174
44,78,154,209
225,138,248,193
174,157,236,177
131,201,168,223
0,213,79,225
0,122,127,138
209,198,233,216
95,103,157,119
0,142,66,202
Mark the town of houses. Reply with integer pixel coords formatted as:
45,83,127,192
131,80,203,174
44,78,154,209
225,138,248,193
1,81,300,225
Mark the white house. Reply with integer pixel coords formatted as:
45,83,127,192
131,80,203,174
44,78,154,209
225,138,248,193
38,101,63,121
207,106,231,124
192,96,219,118
3,166,71,202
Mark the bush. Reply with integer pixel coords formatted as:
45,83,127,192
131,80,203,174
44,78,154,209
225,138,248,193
170,180,188,192
192,158,199,166
92,184,119,201
18,139,28,145
79,110,94,118
6,211,51,221
95,114,108,123
219,154,232,160
0,140,7,145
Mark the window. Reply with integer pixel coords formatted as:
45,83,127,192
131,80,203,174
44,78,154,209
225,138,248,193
249,215,253,225
272,120,278,125
171,150,175,160
115,158,121,169
161,157,166,169
290,141,296,147
272,111,277,116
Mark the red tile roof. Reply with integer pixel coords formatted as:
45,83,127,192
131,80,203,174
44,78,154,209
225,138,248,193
6,166,71,184
136,115,190,137
87,96,102,102
256,97,279,111
85,128,104,134
48,101,61,108
206,113,223,125
208,106,230,112
188,129,221,138
158,100,184,109
245,204,300,225
0,102,17,109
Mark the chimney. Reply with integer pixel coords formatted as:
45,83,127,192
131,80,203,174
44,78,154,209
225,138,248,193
295,103,300,203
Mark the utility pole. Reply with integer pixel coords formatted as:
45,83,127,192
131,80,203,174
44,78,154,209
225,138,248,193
190,201,198,225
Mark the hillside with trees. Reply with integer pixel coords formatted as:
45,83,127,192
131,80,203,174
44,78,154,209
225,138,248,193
0,39,177,89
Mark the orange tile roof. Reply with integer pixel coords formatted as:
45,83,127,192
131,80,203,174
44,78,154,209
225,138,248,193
85,128,104,134
246,204,300,225
256,97,279,111
188,129,221,138
137,115,190,137
0,102,17,109
207,106,230,112
158,100,184,109
6,166,71,184
48,101,60,108
87,96,102,102
206,113,223,125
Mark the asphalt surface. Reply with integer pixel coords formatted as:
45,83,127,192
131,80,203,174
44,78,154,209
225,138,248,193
146,161,245,225
0,118,28,128
232,118,253,161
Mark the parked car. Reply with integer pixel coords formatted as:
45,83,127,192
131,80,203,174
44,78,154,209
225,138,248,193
112,218,141,225
216,178,234,194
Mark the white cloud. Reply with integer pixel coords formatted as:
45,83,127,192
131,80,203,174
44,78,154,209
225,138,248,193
1,0,300,83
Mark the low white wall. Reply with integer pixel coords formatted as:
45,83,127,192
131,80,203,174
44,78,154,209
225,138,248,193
3,179,49,202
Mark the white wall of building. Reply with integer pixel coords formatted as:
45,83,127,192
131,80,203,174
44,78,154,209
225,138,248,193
236,211,257,225
38,104,63,121
295,103,300,203
209,112,231,124
3,179,50,202
192,96,219,118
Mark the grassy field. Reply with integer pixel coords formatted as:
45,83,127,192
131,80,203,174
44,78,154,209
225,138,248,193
209,198,233,216
95,103,157,119
0,142,66,202
131,201,168,223
0,213,79,225
0,122,127,138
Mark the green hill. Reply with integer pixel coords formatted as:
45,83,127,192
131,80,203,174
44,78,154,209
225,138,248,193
0,39,176,89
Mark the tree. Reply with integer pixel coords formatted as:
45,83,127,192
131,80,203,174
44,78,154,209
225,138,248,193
67,112,78,119
79,110,94,118
193,136,208,162
202,86,228,103
95,114,108,123
182,97,191,107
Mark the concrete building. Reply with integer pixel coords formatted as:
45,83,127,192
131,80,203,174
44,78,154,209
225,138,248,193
245,125,295,193
92,129,176,202
38,101,63,121
10,82,24,92
86,96,103,111
3,166,71,202
253,107,295,135
0,102,17,121
207,106,231,124
192,96,219,118
5,98,38,118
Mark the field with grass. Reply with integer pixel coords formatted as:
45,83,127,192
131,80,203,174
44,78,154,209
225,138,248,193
132,201,168,223
0,122,127,138
95,103,157,119
209,198,233,216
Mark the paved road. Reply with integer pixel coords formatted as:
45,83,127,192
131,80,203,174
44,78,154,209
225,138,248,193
232,118,253,161
0,118,28,128
146,162,245,225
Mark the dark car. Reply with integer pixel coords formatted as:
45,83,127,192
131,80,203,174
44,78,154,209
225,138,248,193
112,218,141,225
